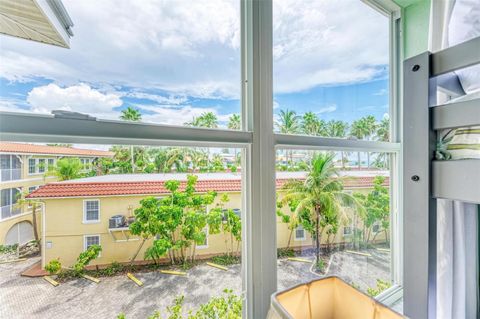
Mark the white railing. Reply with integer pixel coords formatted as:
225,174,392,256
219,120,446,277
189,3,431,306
0,168,22,182
0,205,21,220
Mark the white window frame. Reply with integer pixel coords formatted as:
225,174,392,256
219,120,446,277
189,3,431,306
343,226,353,237
293,225,306,241
0,0,402,316
83,234,101,257
28,158,36,175
83,199,100,224
196,226,209,249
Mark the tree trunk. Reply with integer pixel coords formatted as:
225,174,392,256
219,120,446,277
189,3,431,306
287,229,293,248
31,205,40,251
130,238,146,264
315,210,320,265
357,152,361,168
130,146,135,173
341,151,345,168
367,152,370,168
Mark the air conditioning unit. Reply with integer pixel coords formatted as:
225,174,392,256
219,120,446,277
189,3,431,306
109,215,126,229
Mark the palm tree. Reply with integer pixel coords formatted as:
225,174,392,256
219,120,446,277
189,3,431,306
301,112,320,136
120,106,142,121
185,112,218,129
120,107,142,172
276,109,300,164
228,114,241,163
350,117,372,168
376,116,389,142
53,158,82,181
326,120,349,168
15,191,42,248
281,153,361,266
228,114,241,130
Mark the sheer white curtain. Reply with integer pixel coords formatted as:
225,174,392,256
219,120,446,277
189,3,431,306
429,1,480,318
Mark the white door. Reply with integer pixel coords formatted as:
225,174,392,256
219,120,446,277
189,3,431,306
5,221,34,245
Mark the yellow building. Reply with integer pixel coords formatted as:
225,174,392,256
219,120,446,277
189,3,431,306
28,171,389,268
0,142,113,245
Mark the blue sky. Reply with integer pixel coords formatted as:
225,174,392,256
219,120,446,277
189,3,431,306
0,0,389,127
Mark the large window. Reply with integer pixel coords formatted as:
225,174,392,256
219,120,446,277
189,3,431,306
0,0,401,317
83,200,100,223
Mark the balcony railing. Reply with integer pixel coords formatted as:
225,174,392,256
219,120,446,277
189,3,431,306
1,205,21,220
0,168,22,182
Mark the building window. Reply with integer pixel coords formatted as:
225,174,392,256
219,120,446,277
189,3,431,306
38,159,46,173
80,158,91,171
0,188,21,220
294,225,306,241
28,186,38,193
84,200,100,223
84,235,101,256
28,159,36,174
197,227,208,249
48,158,55,169
343,226,352,236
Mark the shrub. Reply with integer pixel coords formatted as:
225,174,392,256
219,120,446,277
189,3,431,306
315,259,326,273
211,254,240,266
367,279,392,297
73,245,102,274
0,244,18,254
45,259,62,275
277,248,295,258
100,261,124,276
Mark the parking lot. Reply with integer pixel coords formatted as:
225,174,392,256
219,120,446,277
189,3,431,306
0,249,391,319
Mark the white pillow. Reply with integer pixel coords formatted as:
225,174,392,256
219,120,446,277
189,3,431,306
448,0,480,94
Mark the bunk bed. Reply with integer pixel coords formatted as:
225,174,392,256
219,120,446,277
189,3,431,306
403,36,480,319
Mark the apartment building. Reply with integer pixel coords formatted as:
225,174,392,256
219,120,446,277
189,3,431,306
27,171,388,268
0,142,113,245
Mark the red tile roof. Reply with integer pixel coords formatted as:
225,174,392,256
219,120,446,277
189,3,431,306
28,176,388,199
0,142,114,157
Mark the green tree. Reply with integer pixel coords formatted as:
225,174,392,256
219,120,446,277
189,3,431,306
301,112,326,136
185,112,218,128
276,109,301,164
326,120,349,168
120,106,142,171
130,175,220,265
281,153,361,266
15,191,41,245
353,176,390,246
120,106,142,121
227,114,241,130
53,158,82,181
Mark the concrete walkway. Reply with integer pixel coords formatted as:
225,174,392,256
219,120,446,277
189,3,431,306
0,249,391,318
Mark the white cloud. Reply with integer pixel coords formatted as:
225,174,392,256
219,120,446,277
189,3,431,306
317,104,337,114
126,92,188,105
141,105,231,126
26,83,123,115
1,0,388,107
373,89,388,96
273,0,389,93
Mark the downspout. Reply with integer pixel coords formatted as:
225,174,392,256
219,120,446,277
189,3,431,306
41,201,46,268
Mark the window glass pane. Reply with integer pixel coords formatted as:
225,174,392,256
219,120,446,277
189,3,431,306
28,159,36,174
273,1,390,140
276,149,394,296
2,141,244,317
38,159,45,173
0,1,241,130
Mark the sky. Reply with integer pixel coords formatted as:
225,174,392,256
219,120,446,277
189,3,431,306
0,0,389,128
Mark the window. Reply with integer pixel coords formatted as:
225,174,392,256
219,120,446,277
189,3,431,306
38,159,45,173
28,186,38,193
294,225,306,241
84,235,101,254
48,158,55,169
80,158,91,171
343,226,353,236
1,188,21,220
0,155,21,181
0,0,401,316
84,200,100,223
197,227,209,249
276,150,397,296
28,159,36,174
